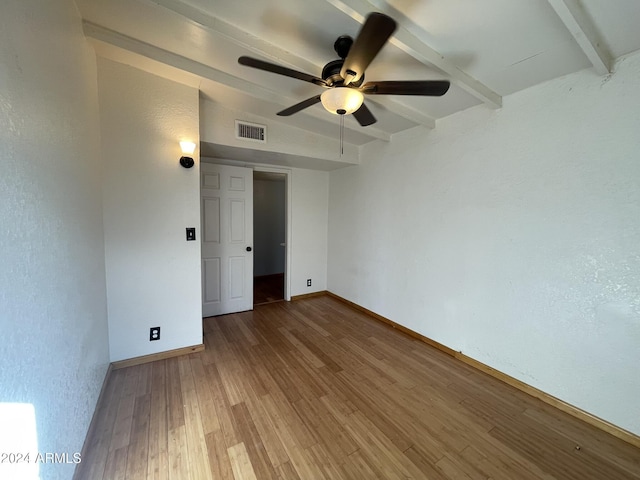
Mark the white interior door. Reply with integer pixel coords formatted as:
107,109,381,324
201,163,253,317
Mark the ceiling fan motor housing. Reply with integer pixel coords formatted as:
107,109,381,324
322,58,364,87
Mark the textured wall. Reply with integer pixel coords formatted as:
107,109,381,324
328,52,640,434
291,168,329,296
98,58,202,362
0,1,110,479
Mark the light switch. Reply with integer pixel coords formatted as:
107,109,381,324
186,227,196,241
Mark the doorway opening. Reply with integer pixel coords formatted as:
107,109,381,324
253,171,287,305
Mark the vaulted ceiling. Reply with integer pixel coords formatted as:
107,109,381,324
77,0,640,150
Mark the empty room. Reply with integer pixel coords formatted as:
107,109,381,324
1,0,639,479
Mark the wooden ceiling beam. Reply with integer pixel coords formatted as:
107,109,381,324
547,0,611,75
152,0,437,130
326,0,502,109
83,21,391,142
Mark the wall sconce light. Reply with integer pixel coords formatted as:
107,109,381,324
179,141,196,168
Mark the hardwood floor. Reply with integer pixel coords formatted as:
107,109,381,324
254,273,285,305
75,296,640,479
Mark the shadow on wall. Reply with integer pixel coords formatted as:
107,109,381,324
253,173,286,277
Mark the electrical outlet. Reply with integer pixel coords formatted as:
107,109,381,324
150,327,161,341
307,278,312,287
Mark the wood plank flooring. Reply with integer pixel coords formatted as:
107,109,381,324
75,296,640,479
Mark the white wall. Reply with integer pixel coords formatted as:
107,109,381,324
254,179,286,277
291,168,329,296
0,1,109,479
200,100,360,165
328,52,640,435
98,58,202,362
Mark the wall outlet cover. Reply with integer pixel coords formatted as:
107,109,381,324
150,327,161,341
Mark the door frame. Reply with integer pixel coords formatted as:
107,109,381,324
252,165,292,301
201,160,292,303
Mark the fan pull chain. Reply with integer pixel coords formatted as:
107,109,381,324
340,114,344,155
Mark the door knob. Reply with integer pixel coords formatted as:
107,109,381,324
246,246,252,252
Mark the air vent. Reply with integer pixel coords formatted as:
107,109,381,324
235,120,266,143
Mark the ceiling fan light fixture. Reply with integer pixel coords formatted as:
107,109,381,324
320,87,364,115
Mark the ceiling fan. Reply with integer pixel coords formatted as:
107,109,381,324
238,12,450,127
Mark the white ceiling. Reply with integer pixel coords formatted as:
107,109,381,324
77,0,640,149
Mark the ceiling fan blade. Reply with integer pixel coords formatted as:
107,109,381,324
340,13,397,85
277,95,322,116
362,80,451,96
238,56,327,87
352,103,377,126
